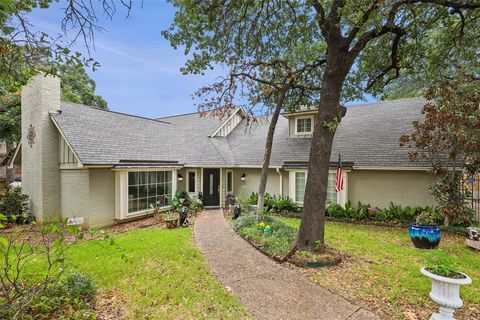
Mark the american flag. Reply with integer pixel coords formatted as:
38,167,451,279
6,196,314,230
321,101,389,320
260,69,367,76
335,155,344,192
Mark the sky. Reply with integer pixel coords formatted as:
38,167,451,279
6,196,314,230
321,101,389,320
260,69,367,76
28,1,374,118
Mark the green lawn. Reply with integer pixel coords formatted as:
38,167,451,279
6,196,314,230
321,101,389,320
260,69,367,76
281,218,480,319
60,227,251,319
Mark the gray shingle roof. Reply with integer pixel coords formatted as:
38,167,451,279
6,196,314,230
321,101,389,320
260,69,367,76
51,97,428,168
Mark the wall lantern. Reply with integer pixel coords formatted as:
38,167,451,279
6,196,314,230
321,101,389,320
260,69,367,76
178,173,183,181
241,173,246,181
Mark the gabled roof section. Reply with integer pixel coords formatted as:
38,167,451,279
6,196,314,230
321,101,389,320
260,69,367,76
227,97,430,168
210,107,244,137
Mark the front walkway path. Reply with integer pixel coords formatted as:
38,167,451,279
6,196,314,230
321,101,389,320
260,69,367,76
194,210,381,320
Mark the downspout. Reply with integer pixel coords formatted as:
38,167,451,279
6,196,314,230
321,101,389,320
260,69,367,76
276,168,283,197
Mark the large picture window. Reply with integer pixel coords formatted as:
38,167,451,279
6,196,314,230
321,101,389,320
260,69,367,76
128,171,172,213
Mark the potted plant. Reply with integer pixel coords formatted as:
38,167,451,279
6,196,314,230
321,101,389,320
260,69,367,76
421,250,472,320
165,211,179,229
367,207,378,218
409,210,441,249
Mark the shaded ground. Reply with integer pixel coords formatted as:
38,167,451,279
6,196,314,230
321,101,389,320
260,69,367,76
281,218,480,320
195,210,380,320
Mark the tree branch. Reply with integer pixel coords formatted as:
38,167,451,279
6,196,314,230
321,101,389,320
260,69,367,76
366,28,405,90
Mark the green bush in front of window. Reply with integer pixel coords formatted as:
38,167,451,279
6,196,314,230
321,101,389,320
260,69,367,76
244,192,300,216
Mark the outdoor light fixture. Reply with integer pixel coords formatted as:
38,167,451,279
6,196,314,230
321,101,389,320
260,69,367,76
178,173,183,181
241,173,246,181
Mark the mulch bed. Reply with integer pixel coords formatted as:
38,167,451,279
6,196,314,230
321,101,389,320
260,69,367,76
0,211,200,245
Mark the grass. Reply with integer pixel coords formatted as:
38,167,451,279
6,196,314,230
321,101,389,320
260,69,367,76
281,218,480,319
30,226,251,319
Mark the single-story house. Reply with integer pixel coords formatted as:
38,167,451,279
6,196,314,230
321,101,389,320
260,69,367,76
11,74,436,227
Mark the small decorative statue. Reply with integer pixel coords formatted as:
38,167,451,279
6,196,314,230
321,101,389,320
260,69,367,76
179,206,189,226
227,194,236,206
233,203,241,219
468,227,479,241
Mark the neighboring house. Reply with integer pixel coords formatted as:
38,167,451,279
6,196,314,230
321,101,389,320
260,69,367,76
11,74,436,227
0,145,21,182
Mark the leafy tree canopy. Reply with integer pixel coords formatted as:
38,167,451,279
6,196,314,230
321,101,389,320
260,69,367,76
59,63,108,110
164,0,480,251
164,0,480,113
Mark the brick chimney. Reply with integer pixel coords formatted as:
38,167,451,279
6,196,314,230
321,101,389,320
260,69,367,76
21,73,61,222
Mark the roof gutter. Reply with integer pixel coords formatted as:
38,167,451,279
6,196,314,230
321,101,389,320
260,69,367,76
352,166,431,171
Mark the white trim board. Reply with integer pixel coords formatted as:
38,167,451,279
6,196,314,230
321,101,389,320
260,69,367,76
210,107,243,137
50,115,83,167
294,115,314,135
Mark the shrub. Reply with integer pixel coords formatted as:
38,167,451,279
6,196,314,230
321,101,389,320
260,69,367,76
233,215,258,231
0,187,32,224
247,192,258,205
353,202,370,220
325,201,444,225
415,211,439,225
269,196,300,215
63,272,96,301
0,218,109,318
447,205,476,227
326,203,347,219
188,196,204,213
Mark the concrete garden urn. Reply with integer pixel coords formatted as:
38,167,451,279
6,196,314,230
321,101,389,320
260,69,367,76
420,267,472,320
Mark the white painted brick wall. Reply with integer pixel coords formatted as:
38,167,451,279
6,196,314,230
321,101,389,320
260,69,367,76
60,169,116,227
21,74,61,222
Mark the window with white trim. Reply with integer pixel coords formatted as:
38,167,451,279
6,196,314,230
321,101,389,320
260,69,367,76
296,116,313,134
128,171,172,213
187,170,196,193
295,171,306,203
293,171,338,205
226,170,233,193
326,173,338,205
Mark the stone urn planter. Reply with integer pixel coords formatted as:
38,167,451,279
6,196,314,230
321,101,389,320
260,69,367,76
421,267,472,320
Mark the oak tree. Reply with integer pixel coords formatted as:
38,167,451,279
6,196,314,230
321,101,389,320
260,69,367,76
164,0,480,251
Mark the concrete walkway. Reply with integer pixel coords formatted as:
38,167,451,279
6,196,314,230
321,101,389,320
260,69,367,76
194,210,381,320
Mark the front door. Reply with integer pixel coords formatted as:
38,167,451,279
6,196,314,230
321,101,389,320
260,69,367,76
203,169,220,206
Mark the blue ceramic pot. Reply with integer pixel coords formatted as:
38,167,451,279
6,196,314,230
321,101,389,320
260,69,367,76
409,224,441,249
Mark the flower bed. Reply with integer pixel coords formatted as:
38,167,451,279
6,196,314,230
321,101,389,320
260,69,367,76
233,215,297,258
232,214,341,267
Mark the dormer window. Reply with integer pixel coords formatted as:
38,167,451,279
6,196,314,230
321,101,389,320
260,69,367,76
295,116,313,134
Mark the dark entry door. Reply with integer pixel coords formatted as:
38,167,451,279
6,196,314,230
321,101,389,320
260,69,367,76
203,169,220,206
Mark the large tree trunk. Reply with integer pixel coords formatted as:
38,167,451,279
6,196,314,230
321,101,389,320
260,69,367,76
5,141,15,185
295,66,347,252
257,88,288,216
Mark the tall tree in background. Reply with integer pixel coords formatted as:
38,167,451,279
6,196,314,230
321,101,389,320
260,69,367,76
1,0,123,183
165,0,480,251
400,76,480,226
59,63,108,110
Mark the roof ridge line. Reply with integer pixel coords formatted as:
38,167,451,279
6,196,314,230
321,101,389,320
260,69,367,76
60,101,172,124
